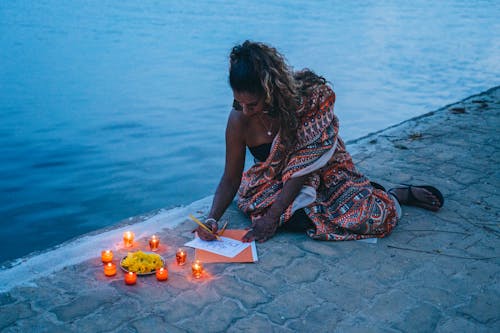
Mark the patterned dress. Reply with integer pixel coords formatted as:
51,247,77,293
237,83,399,241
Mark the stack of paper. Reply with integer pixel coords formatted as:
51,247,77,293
185,230,258,263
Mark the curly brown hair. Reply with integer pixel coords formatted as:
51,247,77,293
229,41,325,148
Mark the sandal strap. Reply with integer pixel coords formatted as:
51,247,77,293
387,188,402,205
405,185,418,205
388,185,416,205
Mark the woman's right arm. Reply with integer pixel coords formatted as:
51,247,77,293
196,110,246,240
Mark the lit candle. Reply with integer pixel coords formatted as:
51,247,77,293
149,235,160,252
104,262,117,276
124,271,137,285
101,250,113,263
191,260,203,279
123,231,135,247
156,267,168,281
176,248,187,266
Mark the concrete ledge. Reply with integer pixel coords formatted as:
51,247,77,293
1,87,499,332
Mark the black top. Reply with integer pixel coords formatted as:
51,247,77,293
248,142,272,162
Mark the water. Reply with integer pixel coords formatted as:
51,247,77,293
1,0,499,264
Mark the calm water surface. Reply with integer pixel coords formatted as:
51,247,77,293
1,0,499,263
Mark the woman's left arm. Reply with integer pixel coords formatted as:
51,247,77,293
242,174,309,242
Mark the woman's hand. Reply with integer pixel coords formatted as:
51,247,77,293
242,215,278,243
194,219,219,241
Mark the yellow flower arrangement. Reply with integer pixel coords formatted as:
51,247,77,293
121,250,163,274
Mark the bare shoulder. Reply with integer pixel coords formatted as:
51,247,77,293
226,109,247,143
227,108,246,127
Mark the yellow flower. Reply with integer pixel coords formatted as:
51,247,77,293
121,250,162,273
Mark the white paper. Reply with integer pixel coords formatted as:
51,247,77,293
184,236,251,258
357,237,378,244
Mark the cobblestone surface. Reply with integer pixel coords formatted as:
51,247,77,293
1,87,499,332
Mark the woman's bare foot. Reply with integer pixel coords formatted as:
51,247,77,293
388,185,444,211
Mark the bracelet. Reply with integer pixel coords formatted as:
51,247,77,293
205,218,217,225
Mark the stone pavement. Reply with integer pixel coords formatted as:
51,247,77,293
1,87,499,332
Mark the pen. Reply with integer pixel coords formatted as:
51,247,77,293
189,214,221,240
218,220,229,236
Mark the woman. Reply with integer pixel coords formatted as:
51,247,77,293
196,40,443,243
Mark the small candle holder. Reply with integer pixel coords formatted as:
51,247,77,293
149,235,160,252
176,248,187,266
104,262,117,277
156,267,168,281
191,260,203,279
124,272,137,285
123,231,135,248
101,250,113,263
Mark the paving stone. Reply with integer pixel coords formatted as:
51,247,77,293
333,315,401,333
0,302,35,330
228,314,293,333
109,326,137,333
283,256,323,284
156,288,221,323
27,284,79,310
394,303,442,332
259,244,304,272
130,314,185,333
308,279,370,313
237,269,284,295
117,279,175,304
286,302,342,332
49,264,105,291
407,261,485,295
436,317,492,333
370,256,418,285
51,288,118,322
154,298,201,324
400,286,456,309
339,273,389,300
3,315,73,333
258,288,319,325
182,298,244,332
367,289,415,324
481,194,500,210
72,298,141,331
213,275,270,309
456,293,499,324
159,269,193,291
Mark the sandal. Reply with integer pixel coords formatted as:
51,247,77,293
388,184,444,211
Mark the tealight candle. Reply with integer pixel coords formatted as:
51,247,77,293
123,231,135,247
191,260,203,279
124,271,137,285
101,250,113,263
104,262,117,276
149,235,160,252
176,248,187,266
156,267,168,281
